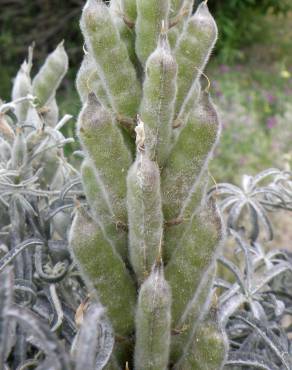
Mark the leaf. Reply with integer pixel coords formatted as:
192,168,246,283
8,305,71,370
73,302,114,370
226,352,279,370
235,312,291,370
0,238,44,272
0,267,14,369
248,200,273,241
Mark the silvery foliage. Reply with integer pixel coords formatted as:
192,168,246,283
0,48,113,370
209,169,292,369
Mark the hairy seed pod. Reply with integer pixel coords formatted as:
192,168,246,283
32,42,68,107
76,54,110,107
134,263,171,370
25,104,43,131
162,91,220,221
0,138,11,162
174,2,217,115
168,0,195,48
121,0,137,22
170,0,184,16
0,115,15,143
165,202,222,325
140,31,177,166
170,264,216,363
173,80,201,132
42,98,59,128
110,0,138,68
127,152,163,283
12,61,32,122
163,175,208,260
69,208,136,336
77,93,132,224
81,158,128,259
81,0,141,118
135,0,170,65
174,309,228,370
11,128,27,170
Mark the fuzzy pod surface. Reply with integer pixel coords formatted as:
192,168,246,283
127,152,163,283
174,2,217,115
76,54,110,107
134,264,172,370
109,0,138,68
81,158,128,259
12,61,32,122
162,91,220,221
11,129,27,170
170,264,217,363
121,0,137,22
175,310,227,370
32,42,68,107
165,203,222,325
81,0,141,118
77,93,132,224
163,175,208,260
140,31,177,166
135,0,170,65
69,209,136,336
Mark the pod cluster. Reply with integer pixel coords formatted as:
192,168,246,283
70,0,227,368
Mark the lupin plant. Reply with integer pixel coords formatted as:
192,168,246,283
69,0,228,368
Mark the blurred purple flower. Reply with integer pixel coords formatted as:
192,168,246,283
235,64,243,71
219,64,230,73
265,93,276,104
266,116,277,129
239,157,247,166
215,90,223,98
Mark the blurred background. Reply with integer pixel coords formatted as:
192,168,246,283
0,0,291,242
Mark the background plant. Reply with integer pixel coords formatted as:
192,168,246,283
0,44,96,369
209,169,292,369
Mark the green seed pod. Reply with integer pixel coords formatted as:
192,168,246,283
170,264,216,363
168,0,195,48
127,151,163,283
12,60,32,122
25,104,43,131
42,98,59,128
135,0,170,65
161,91,220,221
163,175,208,261
11,128,27,170
76,53,110,107
110,0,138,68
134,263,172,370
81,158,128,259
173,80,201,132
165,202,222,325
121,0,137,22
0,138,11,162
32,42,69,107
0,115,15,143
140,31,177,166
174,1,217,115
69,208,136,336
81,0,141,118
174,309,228,370
77,93,132,224
170,0,184,16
